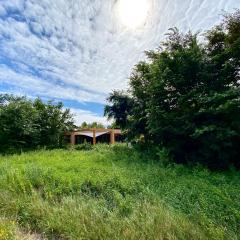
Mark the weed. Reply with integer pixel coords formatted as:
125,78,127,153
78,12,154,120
0,145,239,239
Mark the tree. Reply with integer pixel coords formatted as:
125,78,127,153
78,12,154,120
0,95,39,150
104,91,134,129
81,122,88,128
80,122,105,129
144,26,240,168
105,10,240,169
33,98,74,147
0,95,74,152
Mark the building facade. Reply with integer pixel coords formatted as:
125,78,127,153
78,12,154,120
65,129,122,145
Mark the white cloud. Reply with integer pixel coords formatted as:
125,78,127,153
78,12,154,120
0,65,105,103
0,0,239,106
70,108,111,126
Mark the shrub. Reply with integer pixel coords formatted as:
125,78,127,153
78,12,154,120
105,11,240,169
74,142,93,151
0,95,74,153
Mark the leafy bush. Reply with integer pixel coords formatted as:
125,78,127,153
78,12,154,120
105,11,240,169
0,95,74,152
75,142,93,151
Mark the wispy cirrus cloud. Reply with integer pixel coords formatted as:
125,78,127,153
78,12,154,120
0,0,239,124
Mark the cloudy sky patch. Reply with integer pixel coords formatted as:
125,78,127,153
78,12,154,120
0,0,239,125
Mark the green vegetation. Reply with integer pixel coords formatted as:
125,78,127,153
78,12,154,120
0,10,239,240
80,122,105,129
0,95,74,153
105,10,240,169
0,145,239,239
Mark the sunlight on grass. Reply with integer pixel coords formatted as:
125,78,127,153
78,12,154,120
0,145,239,239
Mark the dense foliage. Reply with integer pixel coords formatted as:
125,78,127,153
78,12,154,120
0,94,74,152
105,11,240,169
104,90,134,129
80,121,105,129
0,146,239,239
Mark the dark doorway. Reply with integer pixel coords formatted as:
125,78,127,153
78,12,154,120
96,133,110,144
75,135,93,144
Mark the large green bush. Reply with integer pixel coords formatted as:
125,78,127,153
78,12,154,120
105,11,240,169
0,95,74,152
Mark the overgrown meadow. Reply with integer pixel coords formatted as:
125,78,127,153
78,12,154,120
0,144,239,239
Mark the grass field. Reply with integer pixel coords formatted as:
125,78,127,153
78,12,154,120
0,144,239,240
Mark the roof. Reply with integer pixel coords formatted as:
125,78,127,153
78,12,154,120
66,128,122,135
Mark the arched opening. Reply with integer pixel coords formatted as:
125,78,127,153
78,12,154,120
96,133,110,144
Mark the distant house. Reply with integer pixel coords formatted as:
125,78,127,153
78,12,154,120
65,128,123,145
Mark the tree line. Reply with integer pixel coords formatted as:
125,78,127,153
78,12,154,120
104,10,240,169
0,94,74,152
80,122,105,129
0,93,117,153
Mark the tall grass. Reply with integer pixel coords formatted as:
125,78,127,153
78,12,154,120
0,144,239,239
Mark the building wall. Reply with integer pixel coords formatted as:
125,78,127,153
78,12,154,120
65,129,122,145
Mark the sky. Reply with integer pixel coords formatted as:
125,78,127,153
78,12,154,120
0,0,239,126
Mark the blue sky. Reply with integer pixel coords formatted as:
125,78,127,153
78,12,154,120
0,0,239,125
